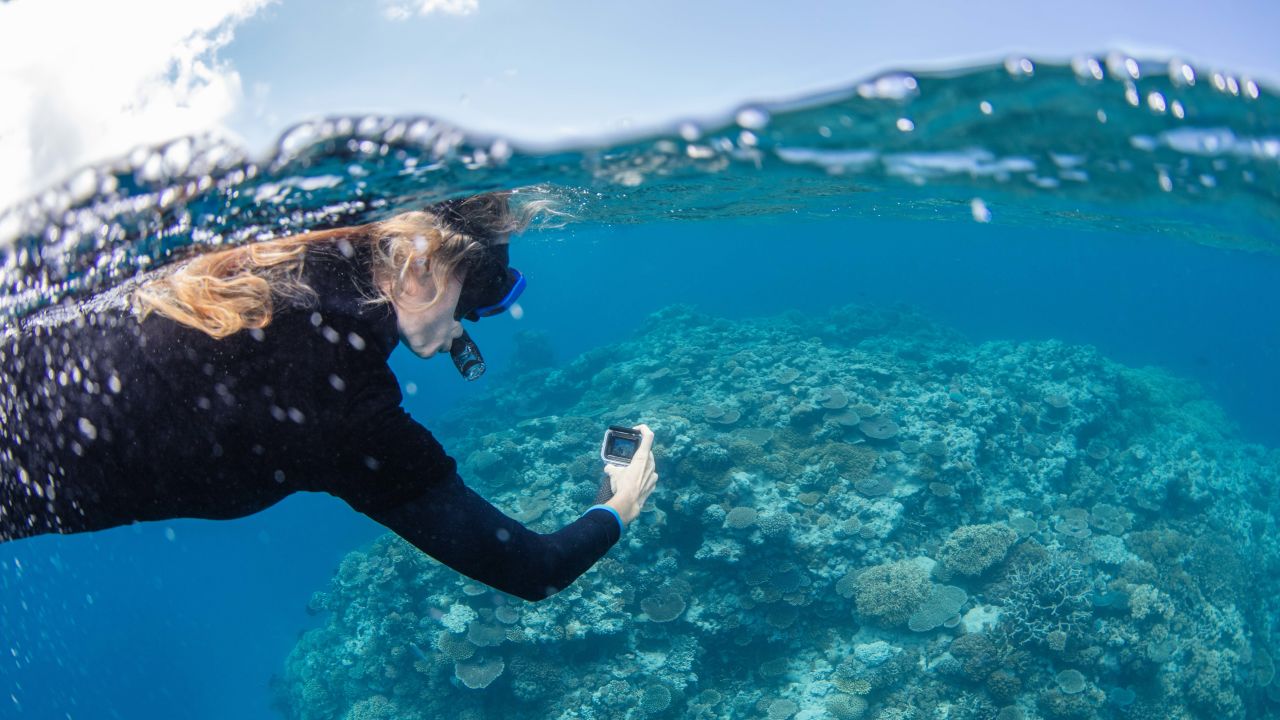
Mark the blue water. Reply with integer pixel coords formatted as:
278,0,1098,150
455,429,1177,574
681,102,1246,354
2,57,1279,719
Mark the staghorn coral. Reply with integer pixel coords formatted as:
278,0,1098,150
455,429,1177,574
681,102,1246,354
996,551,1093,650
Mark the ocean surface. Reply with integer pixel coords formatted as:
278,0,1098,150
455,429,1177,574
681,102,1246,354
1,56,1278,719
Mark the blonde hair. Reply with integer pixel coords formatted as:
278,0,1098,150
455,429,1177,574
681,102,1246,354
131,191,554,338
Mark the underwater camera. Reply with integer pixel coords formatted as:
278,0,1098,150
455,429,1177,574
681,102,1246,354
600,425,643,466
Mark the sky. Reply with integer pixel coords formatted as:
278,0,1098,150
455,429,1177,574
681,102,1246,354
1,0,1280,212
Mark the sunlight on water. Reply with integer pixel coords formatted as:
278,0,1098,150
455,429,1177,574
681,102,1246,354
1,55,1276,319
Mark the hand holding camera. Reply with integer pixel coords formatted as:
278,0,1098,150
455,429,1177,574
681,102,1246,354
597,424,658,526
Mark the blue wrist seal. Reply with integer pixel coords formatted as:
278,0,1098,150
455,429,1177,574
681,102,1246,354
585,504,625,534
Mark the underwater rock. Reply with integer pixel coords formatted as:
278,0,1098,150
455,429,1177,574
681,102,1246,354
959,604,1001,634
853,640,901,667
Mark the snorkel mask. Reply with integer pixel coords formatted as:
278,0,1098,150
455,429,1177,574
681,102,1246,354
448,244,526,381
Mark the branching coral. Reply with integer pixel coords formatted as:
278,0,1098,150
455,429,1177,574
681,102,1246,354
996,553,1093,649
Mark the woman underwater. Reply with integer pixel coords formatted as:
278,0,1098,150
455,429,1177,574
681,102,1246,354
0,191,658,602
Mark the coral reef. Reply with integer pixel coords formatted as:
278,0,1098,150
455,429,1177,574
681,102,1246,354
851,560,933,628
939,524,1018,577
272,304,1280,720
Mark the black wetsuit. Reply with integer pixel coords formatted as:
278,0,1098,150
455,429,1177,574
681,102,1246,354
0,243,620,601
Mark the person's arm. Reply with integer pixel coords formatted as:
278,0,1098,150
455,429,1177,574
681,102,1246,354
363,472,622,602
321,342,634,601
330,374,622,601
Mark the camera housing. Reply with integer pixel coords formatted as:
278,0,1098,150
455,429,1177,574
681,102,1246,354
600,425,643,466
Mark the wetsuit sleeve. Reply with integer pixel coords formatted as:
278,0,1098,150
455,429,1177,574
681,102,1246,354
364,475,623,602
328,356,621,601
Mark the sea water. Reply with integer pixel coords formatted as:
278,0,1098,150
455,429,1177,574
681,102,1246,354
1,57,1278,719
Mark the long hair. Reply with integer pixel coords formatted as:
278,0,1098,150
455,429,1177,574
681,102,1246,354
130,190,555,338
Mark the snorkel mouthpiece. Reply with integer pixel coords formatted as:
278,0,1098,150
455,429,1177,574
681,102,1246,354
450,330,486,381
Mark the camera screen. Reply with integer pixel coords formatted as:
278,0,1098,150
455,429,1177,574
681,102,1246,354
607,435,638,459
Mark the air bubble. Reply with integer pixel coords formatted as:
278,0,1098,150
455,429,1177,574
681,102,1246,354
1004,57,1034,77
686,145,715,160
678,122,702,141
488,139,512,163
1169,60,1196,87
69,170,98,204
1072,56,1104,81
856,73,920,100
970,198,991,223
735,107,770,131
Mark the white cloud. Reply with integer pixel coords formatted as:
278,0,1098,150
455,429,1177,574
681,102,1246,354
0,0,273,212
380,0,478,22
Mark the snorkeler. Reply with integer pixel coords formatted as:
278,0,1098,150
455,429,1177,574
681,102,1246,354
0,192,658,602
